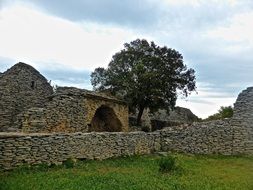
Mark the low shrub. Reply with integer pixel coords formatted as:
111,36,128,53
63,158,76,169
158,155,176,173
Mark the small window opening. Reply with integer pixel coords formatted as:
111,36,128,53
31,81,35,89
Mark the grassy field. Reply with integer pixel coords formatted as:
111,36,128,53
1,154,253,190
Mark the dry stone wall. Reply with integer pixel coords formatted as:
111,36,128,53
0,111,252,170
160,120,234,155
20,94,87,133
0,132,160,170
0,113,251,170
20,87,89,133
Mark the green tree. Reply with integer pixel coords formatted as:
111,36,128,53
219,106,233,118
205,106,233,121
91,39,196,125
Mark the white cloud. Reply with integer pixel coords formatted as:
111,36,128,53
162,0,200,6
207,12,253,46
163,0,239,6
0,4,137,70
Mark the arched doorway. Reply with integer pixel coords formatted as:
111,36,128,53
89,105,123,132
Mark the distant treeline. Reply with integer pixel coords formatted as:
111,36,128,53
203,106,233,121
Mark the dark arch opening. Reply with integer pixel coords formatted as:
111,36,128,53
89,105,122,132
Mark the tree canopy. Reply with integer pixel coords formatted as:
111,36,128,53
91,39,196,125
204,106,233,121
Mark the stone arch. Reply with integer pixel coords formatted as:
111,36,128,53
89,105,123,132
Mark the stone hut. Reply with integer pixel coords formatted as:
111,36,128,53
0,62,53,132
0,63,129,133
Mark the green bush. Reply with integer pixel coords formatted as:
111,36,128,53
204,105,233,121
63,158,76,169
158,156,176,173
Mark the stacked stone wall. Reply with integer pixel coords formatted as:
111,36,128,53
0,117,252,170
0,132,160,170
0,116,251,170
20,94,87,133
160,120,233,155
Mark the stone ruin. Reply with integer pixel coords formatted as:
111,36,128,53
0,62,129,133
0,62,252,170
129,107,199,131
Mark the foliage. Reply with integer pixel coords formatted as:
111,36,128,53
219,106,233,118
205,106,233,121
91,39,196,125
1,154,252,190
63,158,76,168
158,155,176,173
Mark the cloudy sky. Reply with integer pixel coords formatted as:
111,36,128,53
0,0,252,118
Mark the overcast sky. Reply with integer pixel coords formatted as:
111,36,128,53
0,0,252,118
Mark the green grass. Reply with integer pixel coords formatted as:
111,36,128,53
1,154,253,190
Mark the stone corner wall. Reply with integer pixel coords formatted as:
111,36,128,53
232,87,253,155
160,86,253,156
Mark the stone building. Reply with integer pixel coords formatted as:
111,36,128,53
0,63,129,133
20,87,129,133
0,63,53,132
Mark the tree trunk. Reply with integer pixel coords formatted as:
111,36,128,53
136,106,144,126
